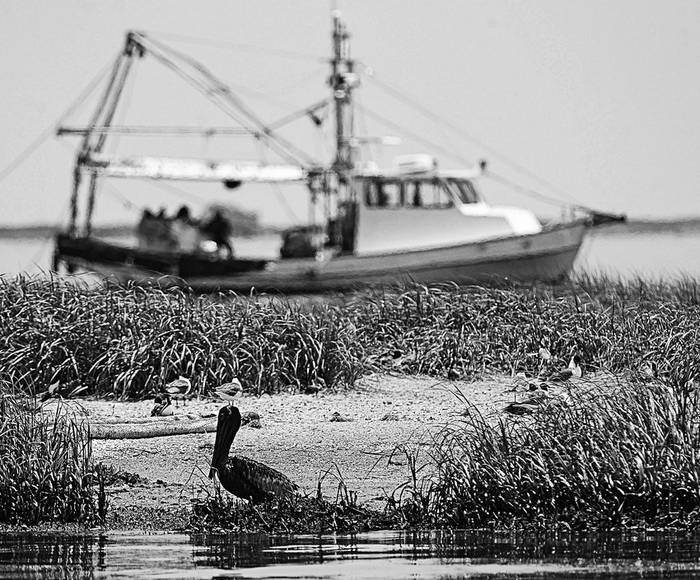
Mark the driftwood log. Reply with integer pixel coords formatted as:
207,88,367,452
89,417,217,440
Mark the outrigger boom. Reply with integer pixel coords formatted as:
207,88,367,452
81,153,308,184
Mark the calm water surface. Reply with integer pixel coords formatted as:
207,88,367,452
3,530,700,579
1,228,699,281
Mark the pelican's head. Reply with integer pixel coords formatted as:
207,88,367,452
211,405,242,473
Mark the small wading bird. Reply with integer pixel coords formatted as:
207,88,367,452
215,379,242,404
543,354,583,382
151,393,174,416
164,376,192,406
209,406,298,503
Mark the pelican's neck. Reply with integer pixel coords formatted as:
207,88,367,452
211,408,240,471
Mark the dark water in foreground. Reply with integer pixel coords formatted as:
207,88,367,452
3,530,700,579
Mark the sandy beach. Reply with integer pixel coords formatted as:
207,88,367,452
67,373,511,529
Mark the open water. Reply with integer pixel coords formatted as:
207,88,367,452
1,226,700,281
4,529,700,579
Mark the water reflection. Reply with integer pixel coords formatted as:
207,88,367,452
3,530,700,579
0,533,102,579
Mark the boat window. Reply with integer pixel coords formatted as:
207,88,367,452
364,180,378,206
414,179,453,209
449,179,479,204
408,182,423,207
363,179,404,208
363,178,453,209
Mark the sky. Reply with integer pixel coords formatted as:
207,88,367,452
1,0,699,227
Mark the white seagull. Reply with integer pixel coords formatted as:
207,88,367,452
216,379,243,404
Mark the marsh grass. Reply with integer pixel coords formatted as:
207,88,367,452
388,376,700,530
0,382,106,524
0,275,697,399
350,277,700,381
0,276,364,398
190,476,396,534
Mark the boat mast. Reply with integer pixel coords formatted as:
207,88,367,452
330,11,356,173
68,32,143,236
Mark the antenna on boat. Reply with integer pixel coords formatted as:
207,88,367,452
330,10,358,172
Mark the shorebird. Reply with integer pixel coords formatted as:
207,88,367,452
215,379,243,404
547,354,583,382
37,380,61,402
151,393,174,416
538,347,552,362
639,360,658,379
209,406,298,504
165,376,192,406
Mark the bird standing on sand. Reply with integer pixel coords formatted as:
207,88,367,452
151,393,174,416
215,379,243,405
165,376,192,406
209,406,298,503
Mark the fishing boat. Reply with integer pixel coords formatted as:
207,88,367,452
52,13,623,293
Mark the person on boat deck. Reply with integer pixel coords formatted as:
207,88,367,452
137,207,175,250
201,209,234,258
171,205,201,253
136,208,156,249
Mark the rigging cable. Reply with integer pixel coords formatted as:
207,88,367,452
356,102,590,211
356,103,472,166
361,67,590,209
0,52,120,188
353,91,375,165
136,40,281,155
57,101,330,138
270,182,301,224
139,34,316,166
358,98,594,211
143,30,328,64
236,65,328,100
268,99,330,131
100,181,144,212
484,170,589,213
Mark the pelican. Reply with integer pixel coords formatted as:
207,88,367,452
209,406,298,503
151,393,174,416
215,379,243,404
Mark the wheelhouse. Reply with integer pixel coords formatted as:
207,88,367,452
349,168,542,256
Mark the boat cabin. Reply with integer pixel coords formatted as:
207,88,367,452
345,159,542,256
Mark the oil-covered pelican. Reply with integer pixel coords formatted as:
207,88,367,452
209,406,298,503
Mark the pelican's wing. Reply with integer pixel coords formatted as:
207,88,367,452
231,455,298,500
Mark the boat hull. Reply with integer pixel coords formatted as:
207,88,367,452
55,221,587,293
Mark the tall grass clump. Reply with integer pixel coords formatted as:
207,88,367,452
344,278,699,381
0,383,105,524
395,377,700,529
